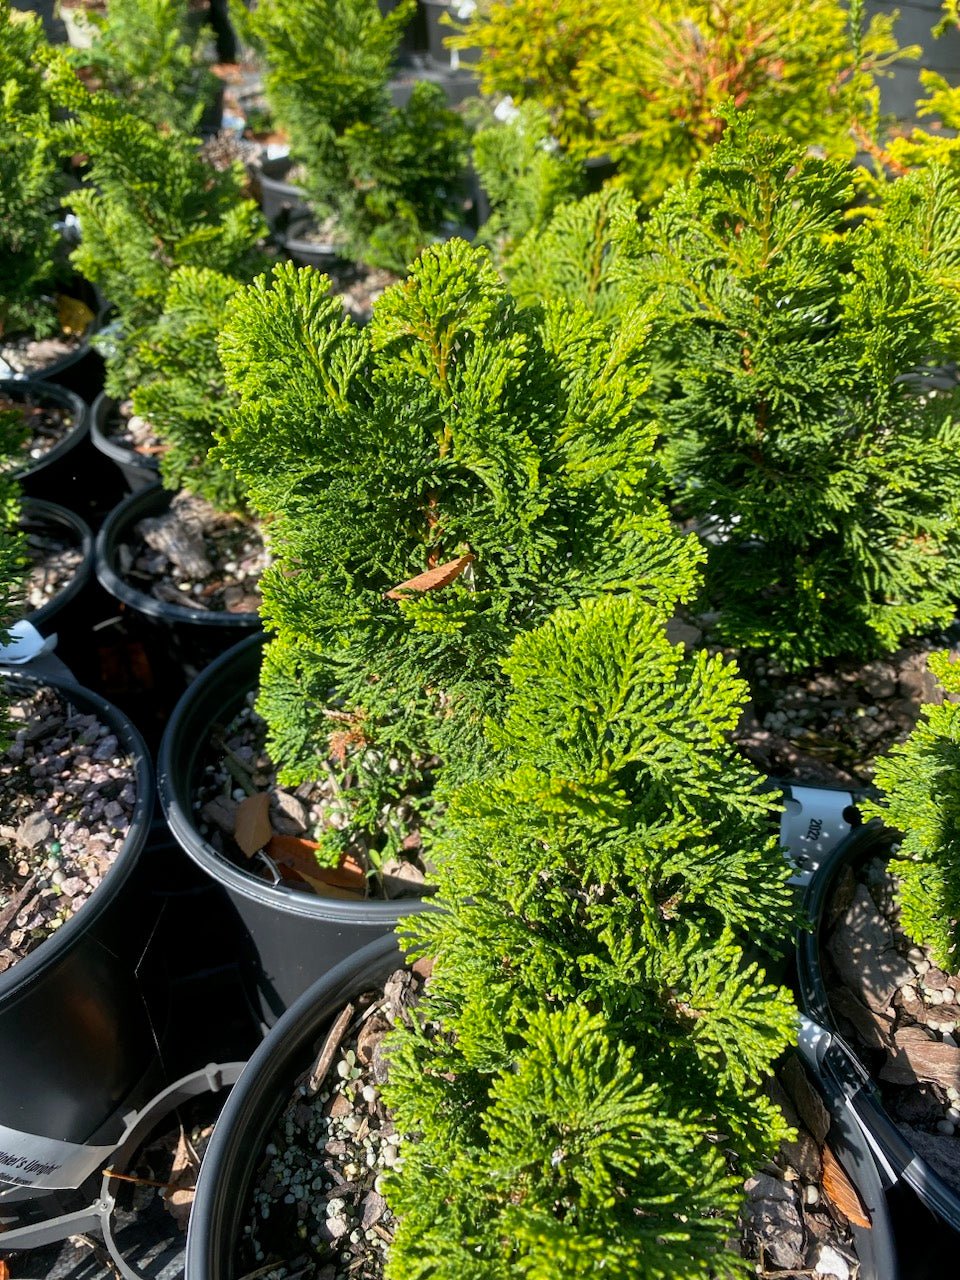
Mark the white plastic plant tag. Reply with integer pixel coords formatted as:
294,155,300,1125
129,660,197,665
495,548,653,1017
0,620,57,665
493,95,519,124
780,785,856,886
0,356,17,378
265,142,291,161
0,1121,116,1190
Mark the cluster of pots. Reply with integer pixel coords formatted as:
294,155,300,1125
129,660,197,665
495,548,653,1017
6,363,960,1279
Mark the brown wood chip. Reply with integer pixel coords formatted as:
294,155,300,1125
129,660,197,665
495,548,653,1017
306,1002,355,1096
880,1027,960,1089
0,875,39,939
821,1144,871,1228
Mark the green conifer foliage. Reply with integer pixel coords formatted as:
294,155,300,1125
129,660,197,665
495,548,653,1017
618,113,960,669
131,267,251,511
44,58,266,398
0,1,64,343
506,185,636,319
471,103,584,269
70,0,216,132
383,594,798,1279
865,651,960,972
231,0,467,271
216,241,702,860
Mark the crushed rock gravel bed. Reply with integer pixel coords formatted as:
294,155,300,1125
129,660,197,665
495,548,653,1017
22,521,84,613
0,685,136,973
238,967,423,1280
0,333,82,379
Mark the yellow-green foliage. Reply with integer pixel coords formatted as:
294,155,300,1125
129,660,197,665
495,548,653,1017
866,651,960,973
455,0,905,203
886,3,960,173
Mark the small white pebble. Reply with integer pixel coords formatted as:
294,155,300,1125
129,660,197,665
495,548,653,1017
362,1084,377,1104
382,1145,399,1167
336,1060,351,1079
937,1120,956,1136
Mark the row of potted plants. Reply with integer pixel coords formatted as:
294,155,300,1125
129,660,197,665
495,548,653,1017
5,0,960,1275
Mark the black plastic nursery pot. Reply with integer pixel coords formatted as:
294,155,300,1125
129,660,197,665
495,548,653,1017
158,635,430,1026
256,157,309,230
90,393,161,493
95,483,262,674
185,935,401,1280
0,673,158,1212
31,279,106,404
4,380,90,506
796,824,960,1244
276,215,344,272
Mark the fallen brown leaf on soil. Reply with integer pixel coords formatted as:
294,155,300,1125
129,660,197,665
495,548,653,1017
235,792,273,856
162,1130,201,1231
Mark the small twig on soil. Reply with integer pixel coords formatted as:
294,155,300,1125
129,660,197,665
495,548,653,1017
0,874,39,938
305,1001,355,1096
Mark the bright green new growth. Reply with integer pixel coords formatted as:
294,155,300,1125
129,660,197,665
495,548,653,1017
619,112,960,669
506,185,636,320
132,267,250,511
383,594,798,1279
0,1,64,342
44,57,266,398
217,241,702,865
231,0,467,271
68,0,217,132
866,652,960,972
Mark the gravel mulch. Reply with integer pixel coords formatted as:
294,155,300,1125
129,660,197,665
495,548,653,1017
117,490,267,615
240,966,424,1280
1,390,77,471
105,399,164,457
0,685,136,972
0,332,82,377
22,519,84,613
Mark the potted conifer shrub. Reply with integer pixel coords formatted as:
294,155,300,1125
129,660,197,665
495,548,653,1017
230,0,468,274
94,266,268,670
0,2,102,394
41,59,267,485
159,238,702,1015
616,111,960,673
187,595,885,1278
62,0,220,134
797,650,960,1237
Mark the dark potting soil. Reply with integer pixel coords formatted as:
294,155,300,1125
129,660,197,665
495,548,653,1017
240,966,425,1280
119,490,267,614
22,519,84,613
727,635,959,790
193,699,431,900
823,854,960,1195
0,390,76,471
0,685,135,972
